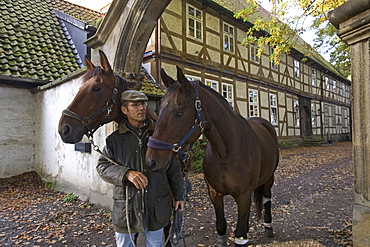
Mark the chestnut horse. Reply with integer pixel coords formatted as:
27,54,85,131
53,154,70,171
146,66,279,246
58,50,157,143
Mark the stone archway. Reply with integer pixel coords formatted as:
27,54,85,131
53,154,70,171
85,0,171,77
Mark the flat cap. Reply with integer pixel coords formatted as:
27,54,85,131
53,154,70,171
121,90,148,102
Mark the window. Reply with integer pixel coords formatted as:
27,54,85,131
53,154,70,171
332,106,336,125
223,23,234,53
270,47,278,70
324,105,329,126
187,4,202,40
186,75,201,82
333,80,337,93
294,60,300,78
324,76,330,90
222,83,233,107
270,94,278,125
205,79,219,91
312,69,317,86
311,103,316,127
294,100,300,127
250,45,259,63
342,83,346,96
249,89,259,117
342,108,347,128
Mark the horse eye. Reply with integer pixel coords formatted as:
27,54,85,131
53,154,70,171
92,86,101,92
174,112,183,119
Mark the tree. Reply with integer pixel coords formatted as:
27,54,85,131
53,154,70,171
235,0,350,77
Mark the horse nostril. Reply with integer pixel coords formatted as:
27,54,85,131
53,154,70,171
148,160,157,171
62,125,70,136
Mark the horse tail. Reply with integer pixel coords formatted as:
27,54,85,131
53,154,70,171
254,185,264,220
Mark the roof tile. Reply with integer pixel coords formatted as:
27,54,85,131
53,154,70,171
1,0,102,82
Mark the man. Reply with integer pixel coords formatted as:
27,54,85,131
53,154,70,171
96,90,184,247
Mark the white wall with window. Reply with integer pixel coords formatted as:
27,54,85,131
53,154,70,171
223,23,234,53
222,82,234,107
249,89,259,117
269,94,278,125
186,4,202,40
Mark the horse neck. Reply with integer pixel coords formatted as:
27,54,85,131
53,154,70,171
201,89,248,159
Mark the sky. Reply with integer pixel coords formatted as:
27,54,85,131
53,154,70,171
65,0,328,61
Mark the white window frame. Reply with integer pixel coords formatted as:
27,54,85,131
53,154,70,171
249,89,259,117
333,80,337,93
312,69,317,86
185,75,201,82
294,100,300,127
269,94,278,125
223,23,234,53
294,59,300,79
324,76,330,91
250,45,259,63
342,83,346,96
222,82,234,107
270,47,278,70
205,79,219,92
311,103,316,127
186,4,203,40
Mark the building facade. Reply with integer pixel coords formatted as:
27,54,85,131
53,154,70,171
143,0,351,141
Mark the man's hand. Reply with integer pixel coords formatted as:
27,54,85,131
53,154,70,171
125,170,148,189
174,201,185,212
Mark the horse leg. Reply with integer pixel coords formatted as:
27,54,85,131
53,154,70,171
208,185,227,247
263,176,274,237
234,192,252,247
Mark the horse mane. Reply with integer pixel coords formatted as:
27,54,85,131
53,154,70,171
82,66,104,83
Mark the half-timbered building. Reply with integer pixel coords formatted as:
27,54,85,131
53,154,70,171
143,0,352,142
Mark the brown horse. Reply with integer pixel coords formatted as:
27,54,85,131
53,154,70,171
58,50,157,143
146,66,279,247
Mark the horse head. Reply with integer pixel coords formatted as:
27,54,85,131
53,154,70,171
146,66,205,173
58,50,131,143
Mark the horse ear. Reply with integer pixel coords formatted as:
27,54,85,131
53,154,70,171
161,68,176,88
99,50,113,73
176,66,191,91
85,55,95,71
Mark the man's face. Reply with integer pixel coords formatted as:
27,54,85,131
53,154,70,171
121,101,147,125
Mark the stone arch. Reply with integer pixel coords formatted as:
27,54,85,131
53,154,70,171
85,0,171,75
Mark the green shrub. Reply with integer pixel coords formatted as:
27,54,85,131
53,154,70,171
190,140,207,172
62,193,78,203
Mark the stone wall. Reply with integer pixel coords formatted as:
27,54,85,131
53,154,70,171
0,85,35,178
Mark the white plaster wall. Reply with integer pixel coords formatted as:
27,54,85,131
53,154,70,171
0,85,35,178
34,77,114,210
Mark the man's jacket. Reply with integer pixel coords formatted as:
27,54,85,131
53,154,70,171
96,118,184,233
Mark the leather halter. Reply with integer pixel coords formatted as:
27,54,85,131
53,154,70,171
62,74,125,138
147,81,207,162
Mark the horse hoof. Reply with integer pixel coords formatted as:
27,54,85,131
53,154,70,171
217,234,227,247
265,227,274,238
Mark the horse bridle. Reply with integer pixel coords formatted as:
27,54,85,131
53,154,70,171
147,81,207,162
62,74,125,138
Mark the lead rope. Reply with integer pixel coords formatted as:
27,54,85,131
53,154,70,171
170,169,192,247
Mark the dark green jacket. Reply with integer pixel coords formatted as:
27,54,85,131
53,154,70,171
96,118,184,233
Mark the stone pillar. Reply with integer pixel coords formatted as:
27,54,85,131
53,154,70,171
328,0,370,246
